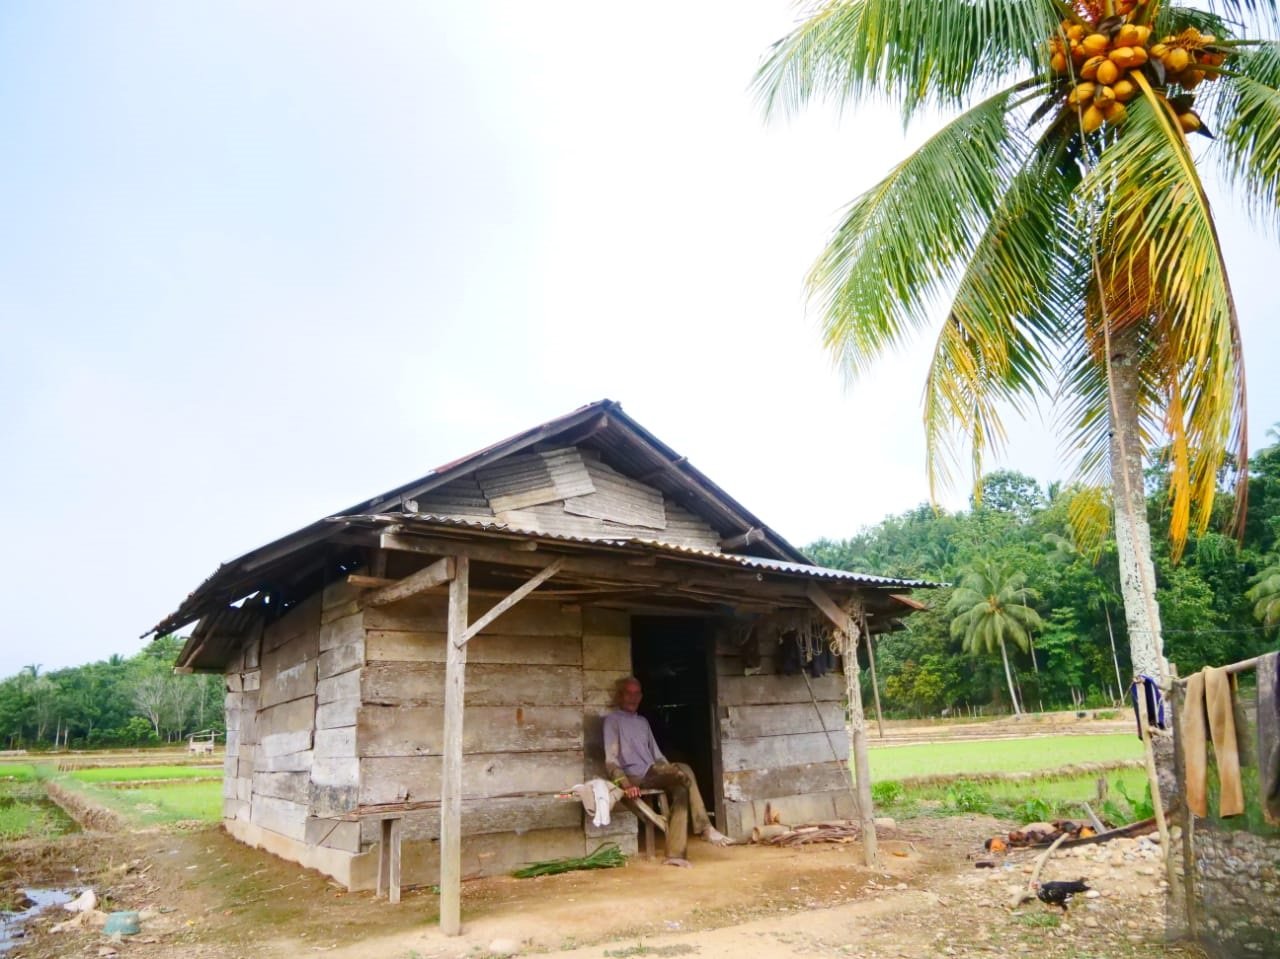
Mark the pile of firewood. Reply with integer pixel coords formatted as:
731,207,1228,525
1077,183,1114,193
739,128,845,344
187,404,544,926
748,804,895,846
751,821,863,845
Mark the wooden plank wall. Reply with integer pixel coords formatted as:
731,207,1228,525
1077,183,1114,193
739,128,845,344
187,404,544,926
222,620,262,824
715,626,854,837
309,579,366,852
245,591,322,843
355,594,637,883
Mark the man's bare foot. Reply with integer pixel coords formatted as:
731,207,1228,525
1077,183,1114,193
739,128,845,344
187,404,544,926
701,826,732,847
663,857,692,868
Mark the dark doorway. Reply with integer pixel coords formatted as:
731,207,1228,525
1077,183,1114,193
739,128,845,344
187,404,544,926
630,616,716,819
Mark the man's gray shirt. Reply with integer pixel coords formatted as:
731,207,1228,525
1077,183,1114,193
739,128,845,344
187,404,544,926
602,709,666,782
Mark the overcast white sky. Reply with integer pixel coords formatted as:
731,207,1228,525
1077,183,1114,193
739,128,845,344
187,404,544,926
1,2,1277,678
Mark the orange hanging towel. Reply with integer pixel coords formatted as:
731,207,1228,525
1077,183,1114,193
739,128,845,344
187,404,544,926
1182,667,1245,818
1182,671,1209,817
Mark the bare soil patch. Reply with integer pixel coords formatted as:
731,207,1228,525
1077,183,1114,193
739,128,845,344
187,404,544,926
1,812,1205,959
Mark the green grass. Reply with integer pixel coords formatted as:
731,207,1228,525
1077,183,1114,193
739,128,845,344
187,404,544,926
868,734,1142,781
877,768,1149,823
63,778,222,825
0,781,78,839
67,765,220,783
0,763,43,782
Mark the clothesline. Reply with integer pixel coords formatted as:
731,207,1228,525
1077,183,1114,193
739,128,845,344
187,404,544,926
1170,653,1270,686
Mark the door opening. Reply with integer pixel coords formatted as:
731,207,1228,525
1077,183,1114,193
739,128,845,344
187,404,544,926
629,616,715,818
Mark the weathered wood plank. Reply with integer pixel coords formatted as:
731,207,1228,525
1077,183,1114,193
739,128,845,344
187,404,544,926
582,634,631,672
364,594,582,637
262,593,321,653
359,796,584,843
252,749,313,774
717,673,843,706
319,613,364,653
223,798,249,821
715,654,779,677
358,827,589,890
439,555,469,937
251,794,309,842
723,761,851,802
316,696,361,729
721,702,846,740
583,670,625,708
243,638,261,671
358,751,584,806
318,639,365,680
361,663,582,708
365,631,582,666
305,817,362,853
252,771,311,804
259,633,319,709
314,726,357,758
723,790,856,838
367,557,455,608
311,782,359,819
721,730,848,771
583,607,629,638
317,669,361,704
257,696,316,739
311,755,359,789
323,577,365,613
461,559,565,643
358,705,583,757
242,670,261,692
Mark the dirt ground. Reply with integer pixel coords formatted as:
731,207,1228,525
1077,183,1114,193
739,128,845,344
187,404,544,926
2,811,1207,959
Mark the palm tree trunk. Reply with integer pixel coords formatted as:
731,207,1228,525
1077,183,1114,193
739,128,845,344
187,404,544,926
999,639,1021,715
1108,328,1166,684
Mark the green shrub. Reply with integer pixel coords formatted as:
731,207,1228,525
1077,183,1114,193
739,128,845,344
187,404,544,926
944,779,991,813
871,781,904,806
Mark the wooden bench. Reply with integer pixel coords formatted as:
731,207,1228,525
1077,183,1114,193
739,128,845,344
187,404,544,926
626,789,670,860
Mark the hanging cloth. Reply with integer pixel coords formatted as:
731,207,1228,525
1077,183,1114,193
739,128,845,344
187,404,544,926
1181,668,1245,818
1129,674,1166,739
1256,651,1280,825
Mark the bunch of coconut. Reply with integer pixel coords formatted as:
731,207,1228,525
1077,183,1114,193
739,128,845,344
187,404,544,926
1047,10,1227,135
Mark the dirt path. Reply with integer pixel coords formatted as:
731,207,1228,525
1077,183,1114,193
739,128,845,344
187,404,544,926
3,813,1204,959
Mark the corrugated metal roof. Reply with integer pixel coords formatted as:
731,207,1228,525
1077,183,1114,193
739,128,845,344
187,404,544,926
353,514,939,588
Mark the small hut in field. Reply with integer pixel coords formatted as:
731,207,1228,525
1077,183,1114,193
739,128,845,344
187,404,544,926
150,400,932,932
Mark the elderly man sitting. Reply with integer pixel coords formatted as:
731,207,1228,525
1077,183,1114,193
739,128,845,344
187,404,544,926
602,676,732,864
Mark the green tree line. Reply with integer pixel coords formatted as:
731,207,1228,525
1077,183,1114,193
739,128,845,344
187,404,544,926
809,431,1280,718
0,635,222,749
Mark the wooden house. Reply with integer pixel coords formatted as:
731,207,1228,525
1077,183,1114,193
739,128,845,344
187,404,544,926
152,400,932,933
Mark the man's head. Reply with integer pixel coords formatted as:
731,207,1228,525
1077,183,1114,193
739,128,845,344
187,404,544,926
617,676,643,714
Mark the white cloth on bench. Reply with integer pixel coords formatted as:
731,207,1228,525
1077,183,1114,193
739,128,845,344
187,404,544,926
568,778,623,827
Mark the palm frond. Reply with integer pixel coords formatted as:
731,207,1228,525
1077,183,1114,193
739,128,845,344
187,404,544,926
1214,42,1280,237
1156,4,1235,39
1065,485,1112,562
811,85,1029,394
1198,0,1280,35
923,124,1085,498
754,0,1059,122
1076,83,1248,555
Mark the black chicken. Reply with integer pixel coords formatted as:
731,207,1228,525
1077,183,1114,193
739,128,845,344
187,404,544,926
1035,879,1091,913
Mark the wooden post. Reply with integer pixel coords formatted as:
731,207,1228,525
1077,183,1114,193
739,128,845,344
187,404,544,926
440,555,469,936
841,624,878,867
807,585,878,867
865,629,885,739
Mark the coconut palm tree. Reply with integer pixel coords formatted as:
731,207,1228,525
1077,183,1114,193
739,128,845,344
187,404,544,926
1246,560,1280,626
948,559,1045,713
756,1,1277,686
